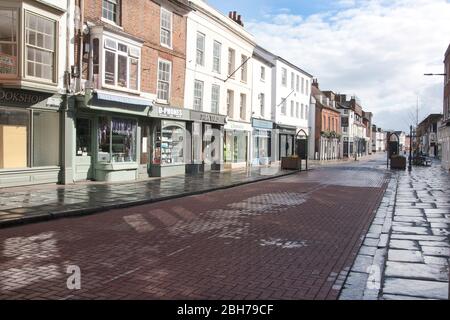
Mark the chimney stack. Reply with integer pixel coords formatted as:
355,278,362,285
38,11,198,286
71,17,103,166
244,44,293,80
228,10,244,27
312,78,319,88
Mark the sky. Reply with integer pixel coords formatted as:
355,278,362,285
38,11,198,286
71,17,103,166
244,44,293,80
207,0,450,132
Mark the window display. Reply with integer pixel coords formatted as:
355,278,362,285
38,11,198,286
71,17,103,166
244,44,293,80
76,118,91,157
153,121,185,165
253,130,271,164
33,111,59,166
224,130,248,163
98,116,137,163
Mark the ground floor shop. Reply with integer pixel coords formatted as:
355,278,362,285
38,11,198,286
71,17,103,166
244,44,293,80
0,88,62,188
318,136,341,160
224,120,252,169
251,118,273,166
274,125,297,161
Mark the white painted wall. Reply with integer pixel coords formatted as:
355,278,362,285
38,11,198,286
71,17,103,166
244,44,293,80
251,56,272,121
185,0,255,123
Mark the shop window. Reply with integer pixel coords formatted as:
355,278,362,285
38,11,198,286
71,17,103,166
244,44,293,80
153,121,185,165
76,118,92,156
0,8,18,77
0,107,29,169
224,130,248,163
98,116,137,163
102,0,121,25
157,59,171,101
25,12,56,82
103,37,140,90
160,8,172,48
33,111,59,166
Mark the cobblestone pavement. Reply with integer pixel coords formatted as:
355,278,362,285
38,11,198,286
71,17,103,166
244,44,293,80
0,154,388,299
340,161,450,300
0,166,295,227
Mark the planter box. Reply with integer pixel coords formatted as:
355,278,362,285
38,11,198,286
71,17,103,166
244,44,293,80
390,156,406,170
281,157,301,170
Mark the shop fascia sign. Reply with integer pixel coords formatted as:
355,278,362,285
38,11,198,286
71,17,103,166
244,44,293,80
191,110,226,124
0,88,49,106
158,106,183,118
252,118,273,130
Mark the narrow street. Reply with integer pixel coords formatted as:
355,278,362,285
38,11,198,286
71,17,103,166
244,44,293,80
0,154,391,300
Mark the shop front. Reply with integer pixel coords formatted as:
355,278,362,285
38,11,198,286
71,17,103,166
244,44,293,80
74,89,151,182
187,110,226,174
0,88,62,188
275,125,297,160
224,120,251,169
147,104,190,178
251,118,273,166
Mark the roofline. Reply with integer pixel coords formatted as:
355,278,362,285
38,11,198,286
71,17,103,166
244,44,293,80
256,45,314,78
253,51,275,67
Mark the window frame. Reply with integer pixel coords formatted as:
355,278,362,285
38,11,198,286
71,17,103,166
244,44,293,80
0,7,19,79
102,0,121,26
260,66,265,81
211,84,220,114
102,36,141,92
241,54,247,83
193,79,204,111
212,40,221,73
228,48,235,78
24,10,57,84
281,67,287,86
227,89,234,118
160,7,173,49
156,58,172,103
259,93,265,117
196,32,205,66
240,93,246,120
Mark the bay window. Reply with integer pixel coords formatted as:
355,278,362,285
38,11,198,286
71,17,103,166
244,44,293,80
25,12,56,82
103,37,140,91
0,8,18,77
157,59,171,101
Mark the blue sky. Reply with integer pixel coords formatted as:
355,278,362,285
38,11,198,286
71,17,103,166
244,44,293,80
206,0,450,132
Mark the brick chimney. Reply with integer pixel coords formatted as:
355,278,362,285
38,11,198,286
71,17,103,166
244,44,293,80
228,11,244,27
312,78,319,89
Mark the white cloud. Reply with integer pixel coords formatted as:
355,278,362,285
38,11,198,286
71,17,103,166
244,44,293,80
246,0,450,131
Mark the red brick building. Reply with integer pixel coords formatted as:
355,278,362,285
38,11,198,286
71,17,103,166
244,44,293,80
311,80,341,160
441,43,450,170
71,0,193,183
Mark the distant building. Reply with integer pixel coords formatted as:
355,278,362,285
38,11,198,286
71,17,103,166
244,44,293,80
417,114,443,158
441,43,450,170
371,125,386,153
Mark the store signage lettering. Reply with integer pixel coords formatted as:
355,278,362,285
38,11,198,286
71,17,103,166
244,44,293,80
0,89,46,105
191,111,225,124
158,106,183,118
200,113,221,123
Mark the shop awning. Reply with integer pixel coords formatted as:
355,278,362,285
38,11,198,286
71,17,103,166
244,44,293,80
96,91,152,106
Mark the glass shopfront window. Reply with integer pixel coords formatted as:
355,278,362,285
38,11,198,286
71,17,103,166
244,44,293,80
224,130,248,163
0,8,18,77
153,120,185,165
33,111,59,166
203,124,220,165
98,116,137,163
280,134,294,158
253,129,271,164
0,107,29,169
76,118,92,156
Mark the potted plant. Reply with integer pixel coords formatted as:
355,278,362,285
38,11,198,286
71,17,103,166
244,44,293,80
281,154,302,170
390,155,406,170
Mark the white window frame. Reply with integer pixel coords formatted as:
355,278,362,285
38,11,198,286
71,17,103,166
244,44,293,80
291,72,294,90
102,0,121,25
193,79,204,111
0,7,19,79
260,93,265,117
227,89,234,118
241,55,247,82
156,58,171,103
212,40,221,73
240,93,246,120
281,99,287,115
301,77,304,94
211,84,220,114
160,7,172,49
296,102,299,118
24,10,57,84
102,36,141,92
196,32,205,66
296,75,299,92
228,48,235,78
281,67,287,86
260,66,265,81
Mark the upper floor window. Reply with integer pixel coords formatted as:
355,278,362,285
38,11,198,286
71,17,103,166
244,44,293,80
306,80,309,95
259,93,265,117
211,84,220,114
296,102,299,118
291,72,294,90
296,75,299,92
281,99,287,115
240,93,246,120
160,8,172,48
193,80,204,111
281,68,287,86
0,8,18,77
290,100,294,117
212,41,221,73
241,55,247,82
104,37,140,90
102,0,120,25
157,59,171,101
196,32,205,66
301,77,304,94
25,12,56,82
260,66,265,81
228,48,235,77
227,89,234,118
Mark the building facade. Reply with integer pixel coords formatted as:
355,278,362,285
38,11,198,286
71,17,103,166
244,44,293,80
71,0,193,182
255,46,312,161
0,0,74,188
417,114,443,158
310,81,341,160
184,2,256,172
442,43,450,170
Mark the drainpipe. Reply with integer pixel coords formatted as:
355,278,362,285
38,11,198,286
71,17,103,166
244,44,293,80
78,0,85,92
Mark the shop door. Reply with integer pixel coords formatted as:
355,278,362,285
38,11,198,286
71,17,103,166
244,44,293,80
280,134,287,159
75,118,93,181
140,124,151,175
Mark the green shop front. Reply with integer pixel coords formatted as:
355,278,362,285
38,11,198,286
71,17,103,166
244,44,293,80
74,89,152,182
0,88,63,188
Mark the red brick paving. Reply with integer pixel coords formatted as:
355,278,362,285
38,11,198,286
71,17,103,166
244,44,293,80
0,166,389,300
